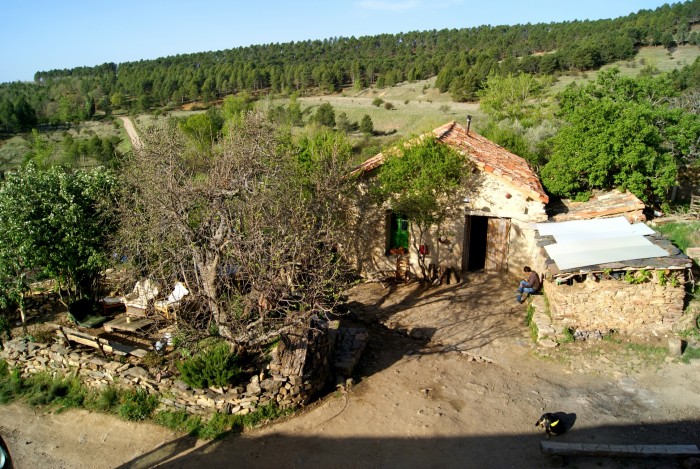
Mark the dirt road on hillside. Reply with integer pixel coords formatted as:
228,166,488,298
2,277,699,468
119,116,141,149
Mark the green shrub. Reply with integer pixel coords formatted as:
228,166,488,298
624,269,651,284
117,388,158,421
86,386,121,412
177,342,241,389
657,270,668,286
372,97,384,107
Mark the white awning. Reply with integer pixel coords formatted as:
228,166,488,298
536,217,668,271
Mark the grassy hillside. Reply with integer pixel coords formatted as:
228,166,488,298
550,45,700,93
0,117,130,171
2,45,698,171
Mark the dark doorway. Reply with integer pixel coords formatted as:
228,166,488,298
463,215,488,271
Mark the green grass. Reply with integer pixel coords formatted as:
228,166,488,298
0,366,87,411
0,117,125,172
117,387,159,421
680,345,700,364
154,402,294,440
0,359,293,440
0,365,22,404
153,409,207,436
624,342,667,358
85,385,121,413
525,304,538,342
654,221,700,252
559,328,575,344
0,135,30,170
549,45,700,94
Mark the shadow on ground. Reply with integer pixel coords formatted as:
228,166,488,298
346,273,528,356
117,420,700,469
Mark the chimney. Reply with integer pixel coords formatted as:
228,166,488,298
466,115,472,135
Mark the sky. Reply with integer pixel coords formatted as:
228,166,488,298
0,0,674,83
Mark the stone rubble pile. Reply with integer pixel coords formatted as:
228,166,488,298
572,329,605,341
0,323,369,418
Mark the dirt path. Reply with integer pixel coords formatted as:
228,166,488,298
119,116,141,150
2,278,700,468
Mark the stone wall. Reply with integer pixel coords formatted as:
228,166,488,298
0,324,368,417
544,273,686,338
351,169,547,278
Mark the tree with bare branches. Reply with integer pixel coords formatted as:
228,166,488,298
114,113,355,350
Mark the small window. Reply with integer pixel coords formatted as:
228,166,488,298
387,212,409,254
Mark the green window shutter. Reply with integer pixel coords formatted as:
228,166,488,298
390,213,409,251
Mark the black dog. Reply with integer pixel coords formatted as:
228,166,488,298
535,413,567,439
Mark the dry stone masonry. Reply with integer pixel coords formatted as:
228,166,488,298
543,272,686,338
0,322,369,418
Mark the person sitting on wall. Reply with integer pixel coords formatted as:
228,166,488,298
517,266,541,303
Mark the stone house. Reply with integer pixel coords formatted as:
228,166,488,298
350,122,692,339
348,121,549,280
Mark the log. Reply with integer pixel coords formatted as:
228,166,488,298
275,327,308,376
541,441,700,458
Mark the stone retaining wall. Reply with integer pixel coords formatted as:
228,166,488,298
544,273,686,338
0,325,369,417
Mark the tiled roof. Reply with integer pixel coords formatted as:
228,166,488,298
548,190,646,223
351,121,549,203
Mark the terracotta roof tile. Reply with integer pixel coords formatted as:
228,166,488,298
351,121,549,204
548,190,646,223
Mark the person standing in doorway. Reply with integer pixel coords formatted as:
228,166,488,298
517,266,540,303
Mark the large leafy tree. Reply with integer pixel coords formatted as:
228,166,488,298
478,72,552,125
374,137,469,280
541,69,700,204
478,72,556,170
0,164,116,331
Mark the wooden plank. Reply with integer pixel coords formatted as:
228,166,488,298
110,342,148,358
485,217,510,272
55,329,125,356
103,315,153,333
56,326,149,358
541,441,700,458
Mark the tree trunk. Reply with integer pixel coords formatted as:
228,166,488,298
194,249,232,340
19,292,27,336
414,224,429,282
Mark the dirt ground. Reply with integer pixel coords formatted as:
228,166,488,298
2,275,700,468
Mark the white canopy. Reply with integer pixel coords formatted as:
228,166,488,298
536,217,668,271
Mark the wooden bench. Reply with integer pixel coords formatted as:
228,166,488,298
541,441,700,467
54,325,148,358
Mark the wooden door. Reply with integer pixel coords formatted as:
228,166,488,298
485,218,510,272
